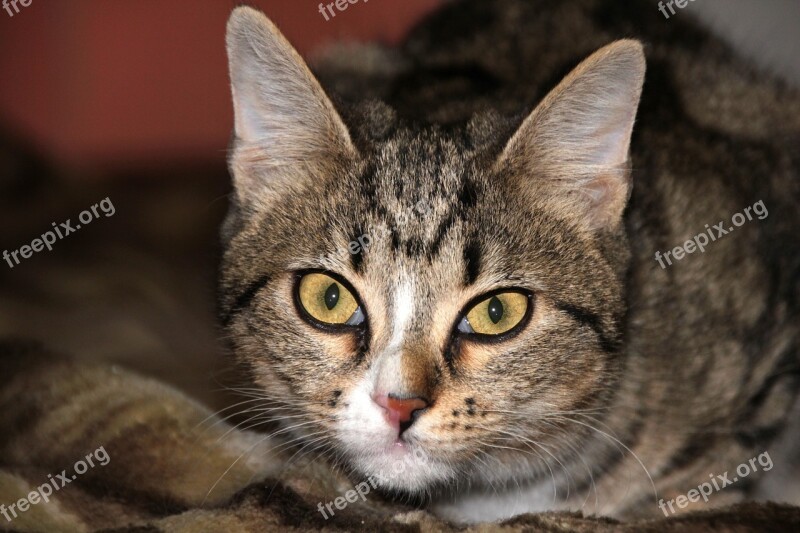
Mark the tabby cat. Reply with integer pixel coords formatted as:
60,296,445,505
217,0,800,523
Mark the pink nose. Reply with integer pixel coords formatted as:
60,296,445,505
373,393,429,426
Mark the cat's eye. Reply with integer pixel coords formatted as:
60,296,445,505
457,291,530,337
296,272,365,327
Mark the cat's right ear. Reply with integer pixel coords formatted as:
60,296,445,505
225,7,355,203
496,40,646,232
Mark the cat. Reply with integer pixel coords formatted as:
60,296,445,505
217,0,800,523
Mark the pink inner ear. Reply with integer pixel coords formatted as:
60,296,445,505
499,42,644,231
591,121,632,171
579,168,630,230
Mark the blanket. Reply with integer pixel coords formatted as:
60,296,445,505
1,341,799,532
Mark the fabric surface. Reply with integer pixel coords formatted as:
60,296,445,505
1,342,798,532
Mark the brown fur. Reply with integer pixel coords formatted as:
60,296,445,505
219,0,800,523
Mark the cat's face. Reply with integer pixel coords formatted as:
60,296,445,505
220,8,644,493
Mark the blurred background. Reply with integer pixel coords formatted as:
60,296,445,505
1,0,798,172
0,0,443,171
0,0,442,406
0,0,797,406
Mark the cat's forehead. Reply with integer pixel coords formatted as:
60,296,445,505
370,126,474,188
349,126,489,259
362,126,490,214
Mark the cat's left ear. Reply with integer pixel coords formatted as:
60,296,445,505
497,40,646,231
225,7,355,201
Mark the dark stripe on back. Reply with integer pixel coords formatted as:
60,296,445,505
221,275,271,326
458,176,479,209
556,302,621,353
662,434,716,473
734,347,800,447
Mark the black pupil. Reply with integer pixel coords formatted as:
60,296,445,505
487,296,503,324
324,283,339,310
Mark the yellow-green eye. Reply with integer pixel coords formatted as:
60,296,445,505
297,273,364,326
458,292,529,336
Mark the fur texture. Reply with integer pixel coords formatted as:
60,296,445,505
218,0,800,524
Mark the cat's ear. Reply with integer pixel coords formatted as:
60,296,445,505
225,7,355,199
497,40,645,231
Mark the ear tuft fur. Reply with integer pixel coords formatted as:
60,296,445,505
498,40,646,231
225,7,354,201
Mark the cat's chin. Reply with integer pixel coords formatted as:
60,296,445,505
343,443,453,494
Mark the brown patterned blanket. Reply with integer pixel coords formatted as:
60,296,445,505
1,342,799,532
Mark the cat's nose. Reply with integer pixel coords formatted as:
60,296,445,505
372,392,429,431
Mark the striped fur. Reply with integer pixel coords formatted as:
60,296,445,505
218,0,800,523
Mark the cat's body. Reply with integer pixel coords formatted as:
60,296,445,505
218,0,800,523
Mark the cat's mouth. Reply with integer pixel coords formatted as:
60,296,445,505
325,380,454,492
343,430,443,493
342,439,446,494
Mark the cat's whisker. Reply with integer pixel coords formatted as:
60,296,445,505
551,414,658,504
481,406,610,418
192,397,269,432
267,439,334,501
203,425,334,506
201,428,283,505
229,413,314,438
473,440,540,480
536,418,600,512
463,446,503,498
213,410,307,444
193,403,302,440
280,434,335,475
473,424,565,505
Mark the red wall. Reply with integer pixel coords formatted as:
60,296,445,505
0,0,441,172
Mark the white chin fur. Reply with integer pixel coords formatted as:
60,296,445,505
348,447,452,493
334,375,454,492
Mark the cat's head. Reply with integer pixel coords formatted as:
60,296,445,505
219,7,645,493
